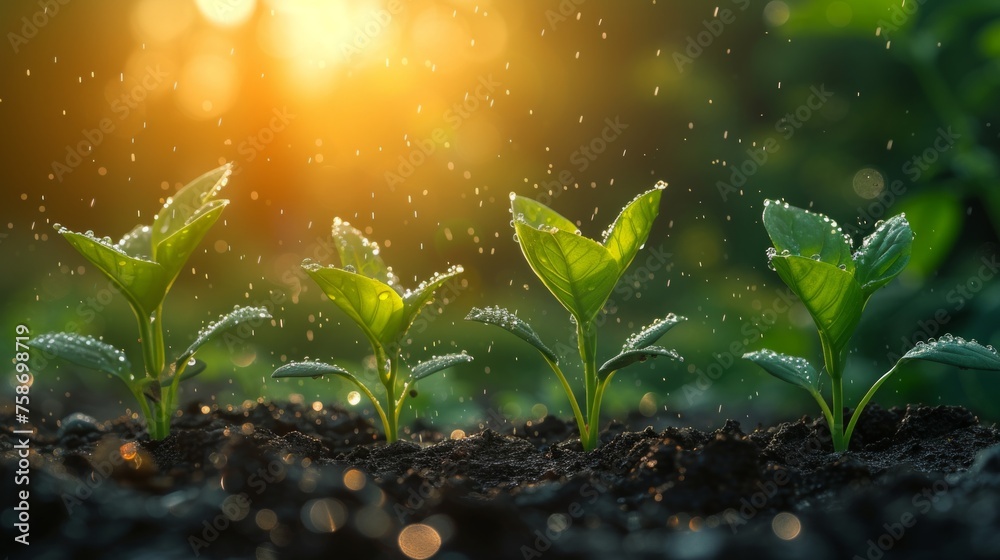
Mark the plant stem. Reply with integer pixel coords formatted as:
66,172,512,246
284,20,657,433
576,320,599,450
383,353,399,443
134,306,167,439
821,333,846,451
843,363,902,447
542,355,588,442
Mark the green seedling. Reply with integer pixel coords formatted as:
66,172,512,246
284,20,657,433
744,200,1000,452
467,184,684,451
30,164,271,440
272,218,472,443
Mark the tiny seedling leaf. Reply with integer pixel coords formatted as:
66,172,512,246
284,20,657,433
465,306,558,363
899,335,1000,371
272,361,358,381
401,266,464,336
763,199,854,273
177,305,272,366
57,228,169,316
623,313,685,351
160,358,206,387
598,346,681,380
155,199,229,284
510,195,579,233
410,353,474,382
303,262,405,350
151,164,231,249
331,217,399,286
117,223,153,260
603,186,663,271
743,349,820,392
30,332,133,382
771,255,863,354
513,220,619,324
853,215,913,299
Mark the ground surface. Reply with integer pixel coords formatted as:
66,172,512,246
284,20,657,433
2,401,1000,559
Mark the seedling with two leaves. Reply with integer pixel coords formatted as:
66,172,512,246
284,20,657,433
30,165,272,440
271,218,472,443
744,200,1000,452
468,185,684,451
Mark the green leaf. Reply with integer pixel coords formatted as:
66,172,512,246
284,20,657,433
510,195,578,233
603,186,663,270
57,228,169,316
763,199,854,273
896,190,961,279
899,335,1000,370
771,255,863,353
176,306,272,366
465,306,558,363
117,223,153,260
303,262,405,349
743,349,820,392
410,353,474,382
151,164,231,250
160,358,206,387
400,265,464,336
30,332,133,382
853,214,913,299
330,217,399,286
623,313,685,350
513,221,619,324
272,361,358,380
155,199,229,285
597,346,682,380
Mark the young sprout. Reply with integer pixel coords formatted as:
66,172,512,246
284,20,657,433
744,200,1000,452
30,164,271,440
468,185,685,451
272,218,472,443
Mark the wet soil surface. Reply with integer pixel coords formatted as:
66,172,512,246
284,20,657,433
3,402,1000,559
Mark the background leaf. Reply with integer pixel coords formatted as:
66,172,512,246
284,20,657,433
743,349,820,392
853,214,914,299
771,255,863,353
513,221,619,324
763,199,854,272
900,334,1000,370
465,306,558,363
303,263,405,349
603,186,663,270
410,353,474,381
30,332,133,382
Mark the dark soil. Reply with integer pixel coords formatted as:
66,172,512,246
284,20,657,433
3,401,1000,559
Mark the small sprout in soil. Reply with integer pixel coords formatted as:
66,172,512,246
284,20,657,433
31,164,271,440
468,184,685,451
744,200,1000,452
271,218,472,443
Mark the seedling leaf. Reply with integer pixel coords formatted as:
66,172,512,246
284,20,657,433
272,361,358,380
176,305,272,366
117,223,153,260
30,332,133,382
155,199,229,285
465,306,558,363
58,228,169,315
513,221,619,324
598,346,681,380
763,199,854,272
771,255,862,353
303,263,405,349
853,215,913,299
401,266,464,336
623,313,685,351
331,217,399,286
743,349,820,392
510,195,578,233
899,335,1000,370
151,164,231,249
410,353,474,382
603,186,663,270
